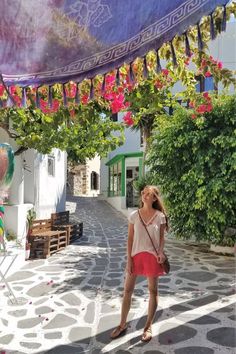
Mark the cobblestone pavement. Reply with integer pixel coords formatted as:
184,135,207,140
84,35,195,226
0,196,236,354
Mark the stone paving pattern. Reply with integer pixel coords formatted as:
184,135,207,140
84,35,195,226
0,196,235,354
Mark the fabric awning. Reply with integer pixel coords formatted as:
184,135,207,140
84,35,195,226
0,0,229,87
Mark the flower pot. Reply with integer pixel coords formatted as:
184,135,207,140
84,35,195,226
210,244,235,255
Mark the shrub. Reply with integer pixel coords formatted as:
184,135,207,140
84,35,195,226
147,95,236,246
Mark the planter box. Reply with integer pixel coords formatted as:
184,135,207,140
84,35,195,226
210,244,235,255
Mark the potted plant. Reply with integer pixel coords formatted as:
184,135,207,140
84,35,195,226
26,208,36,260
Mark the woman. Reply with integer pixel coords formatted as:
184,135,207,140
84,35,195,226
110,185,168,342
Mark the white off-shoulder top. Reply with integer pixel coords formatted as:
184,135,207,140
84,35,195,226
128,209,166,258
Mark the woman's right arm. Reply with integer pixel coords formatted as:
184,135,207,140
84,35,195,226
126,223,134,274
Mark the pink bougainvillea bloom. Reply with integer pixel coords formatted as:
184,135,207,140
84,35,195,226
206,103,213,112
116,93,125,103
123,111,134,126
196,104,207,114
217,61,223,69
66,83,77,98
125,117,134,126
117,86,124,93
203,92,209,99
9,86,16,95
162,69,169,76
205,71,212,77
111,100,123,113
155,80,163,89
110,93,125,113
201,59,207,67
40,99,47,108
124,101,131,109
209,56,217,64
81,94,89,105
13,95,21,107
52,99,60,112
127,84,134,92
191,114,197,119
69,109,75,117
103,92,114,100
124,111,132,120
105,74,115,85
0,85,4,96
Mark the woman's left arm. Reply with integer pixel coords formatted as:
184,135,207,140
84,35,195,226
158,224,166,263
159,224,165,251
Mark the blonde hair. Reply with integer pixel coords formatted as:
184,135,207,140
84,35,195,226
140,185,169,231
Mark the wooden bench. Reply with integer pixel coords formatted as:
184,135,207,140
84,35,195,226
51,211,83,245
29,219,67,258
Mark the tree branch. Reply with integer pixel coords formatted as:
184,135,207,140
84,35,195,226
14,146,28,156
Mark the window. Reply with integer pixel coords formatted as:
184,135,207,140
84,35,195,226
91,171,99,190
196,75,216,93
108,162,122,196
48,155,55,176
126,169,133,178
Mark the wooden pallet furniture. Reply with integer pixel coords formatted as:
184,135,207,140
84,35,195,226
29,219,67,258
51,211,83,245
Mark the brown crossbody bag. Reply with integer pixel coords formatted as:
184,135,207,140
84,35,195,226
138,210,170,274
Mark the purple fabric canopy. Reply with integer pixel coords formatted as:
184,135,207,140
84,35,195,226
0,0,229,86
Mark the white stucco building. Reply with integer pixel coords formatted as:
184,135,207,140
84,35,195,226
0,128,67,274
100,112,143,215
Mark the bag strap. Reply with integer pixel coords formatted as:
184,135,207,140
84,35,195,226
138,210,159,257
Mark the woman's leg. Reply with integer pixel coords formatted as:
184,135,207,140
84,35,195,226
110,272,137,338
119,272,137,327
145,276,158,330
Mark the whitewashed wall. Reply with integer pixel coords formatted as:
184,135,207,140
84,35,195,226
109,112,141,159
35,149,67,218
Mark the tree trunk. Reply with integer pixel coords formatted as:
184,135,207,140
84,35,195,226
141,126,152,176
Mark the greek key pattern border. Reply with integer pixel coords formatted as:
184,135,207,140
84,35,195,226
3,0,221,82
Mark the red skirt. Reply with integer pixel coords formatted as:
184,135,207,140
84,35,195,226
132,252,165,277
